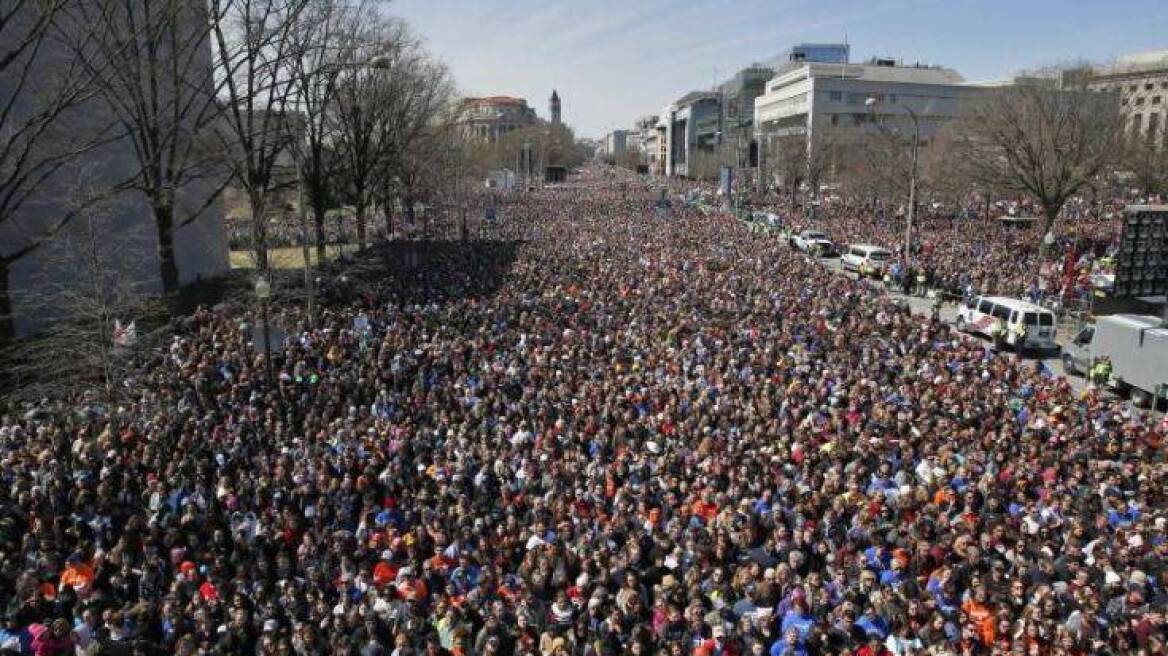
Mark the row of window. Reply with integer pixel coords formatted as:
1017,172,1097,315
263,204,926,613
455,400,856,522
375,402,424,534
826,91,899,105
828,113,879,126
1102,80,1168,93
1130,112,1163,144
1123,95,1162,107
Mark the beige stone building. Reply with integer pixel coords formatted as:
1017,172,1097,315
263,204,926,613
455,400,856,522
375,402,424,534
457,96,537,142
1078,50,1168,148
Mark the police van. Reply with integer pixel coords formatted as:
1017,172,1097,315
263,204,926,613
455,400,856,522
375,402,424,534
955,295,1058,351
840,244,893,277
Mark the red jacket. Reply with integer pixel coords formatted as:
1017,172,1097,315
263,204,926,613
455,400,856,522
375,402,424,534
29,624,74,656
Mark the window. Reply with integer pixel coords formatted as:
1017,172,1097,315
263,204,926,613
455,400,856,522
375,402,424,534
1039,313,1054,327
991,304,1011,320
1149,113,1161,144
1076,326,1095,344
978,300,992,314
829,91,842,102
1146,83,1155,91
1154,96,1162,105
1023,312,1038,325
1136,97,1145,106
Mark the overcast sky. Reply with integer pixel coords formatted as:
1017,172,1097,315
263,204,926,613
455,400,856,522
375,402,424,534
388,0,1168,139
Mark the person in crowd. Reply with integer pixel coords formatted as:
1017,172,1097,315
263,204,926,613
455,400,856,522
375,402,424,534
0,168,1164,656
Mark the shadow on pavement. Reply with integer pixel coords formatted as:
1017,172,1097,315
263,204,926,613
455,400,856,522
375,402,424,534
317,239,524,307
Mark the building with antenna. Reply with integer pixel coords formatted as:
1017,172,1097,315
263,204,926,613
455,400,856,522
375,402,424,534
550,90,562,126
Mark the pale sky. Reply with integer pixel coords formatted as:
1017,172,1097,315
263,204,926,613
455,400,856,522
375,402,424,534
387,0,1168,139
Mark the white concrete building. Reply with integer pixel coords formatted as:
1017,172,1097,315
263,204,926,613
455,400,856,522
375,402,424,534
754,58,978,148
630,115,660,170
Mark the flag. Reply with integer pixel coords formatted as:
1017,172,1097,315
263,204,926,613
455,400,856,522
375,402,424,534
113,320,137,348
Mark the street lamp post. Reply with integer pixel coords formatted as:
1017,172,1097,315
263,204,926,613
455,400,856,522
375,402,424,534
293,157,315,323
254,276,275,389
866,96,920,262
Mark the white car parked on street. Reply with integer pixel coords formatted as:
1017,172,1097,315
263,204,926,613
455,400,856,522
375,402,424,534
840,244,893,277
792,229,834,255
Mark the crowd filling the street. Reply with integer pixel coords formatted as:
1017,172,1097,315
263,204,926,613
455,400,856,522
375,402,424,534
2,168,1167,656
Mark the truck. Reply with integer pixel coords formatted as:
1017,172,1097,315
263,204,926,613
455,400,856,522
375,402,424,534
1062,314,1168,407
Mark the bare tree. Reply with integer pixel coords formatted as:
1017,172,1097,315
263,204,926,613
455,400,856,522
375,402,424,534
953,83,1123,239
207,0,311,272
805,126,846,203
332,20,453,247
1124,135,1168,198
54,0,228,293
836,123,919,213
0,0,105,339
761,134,808,203
286,0,383,260
4,177,154,401
331,17,410,249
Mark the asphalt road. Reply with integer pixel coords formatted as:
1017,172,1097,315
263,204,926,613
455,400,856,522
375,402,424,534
813,253,1088,394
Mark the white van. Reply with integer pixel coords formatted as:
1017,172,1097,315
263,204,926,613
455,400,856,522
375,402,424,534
840,244,893,277
956,295,1058,351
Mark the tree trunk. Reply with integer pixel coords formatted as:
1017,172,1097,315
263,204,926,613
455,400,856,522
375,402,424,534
250,191,269,271
355,202,367,249
155,202,181,292
384,198,394,240
0,258,13,342
1041,204,1058,242
1039,203,1060,261
313,199,328,261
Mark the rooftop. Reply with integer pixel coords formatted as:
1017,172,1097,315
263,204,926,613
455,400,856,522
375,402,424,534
674,90,719,107
463,96,530,106
780,60,965,85
1113,49,1168,71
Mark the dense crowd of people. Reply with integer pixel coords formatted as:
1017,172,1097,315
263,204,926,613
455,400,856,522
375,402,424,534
767,193,1141,306
1,167,1165,656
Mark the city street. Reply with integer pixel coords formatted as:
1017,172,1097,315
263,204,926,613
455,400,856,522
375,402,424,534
1,0,1166,651
816,254,1082,390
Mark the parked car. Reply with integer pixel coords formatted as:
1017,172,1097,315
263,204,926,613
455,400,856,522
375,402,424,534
748,212,783,236
955,295,1058,352
840,244,893,277
792,229,834,255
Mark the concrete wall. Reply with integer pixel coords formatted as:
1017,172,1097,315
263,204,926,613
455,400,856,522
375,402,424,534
0,0,228,336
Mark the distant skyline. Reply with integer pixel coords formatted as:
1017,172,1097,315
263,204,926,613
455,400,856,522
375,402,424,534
388,0,1168,139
